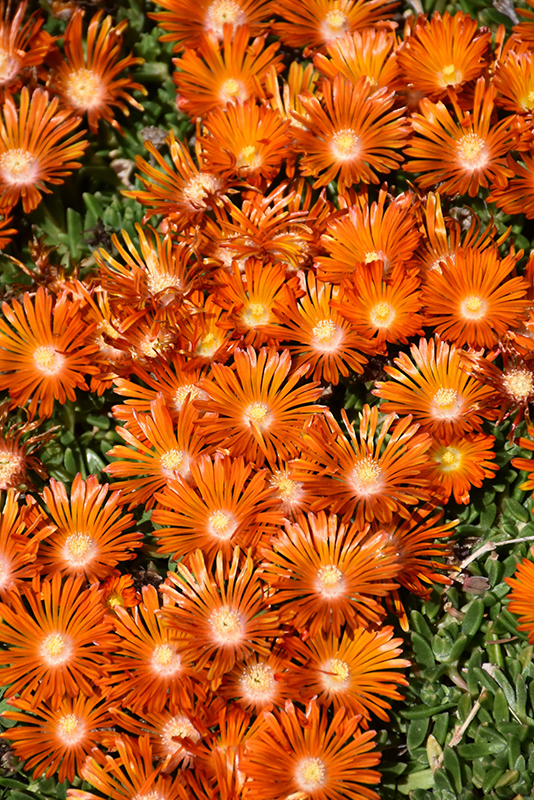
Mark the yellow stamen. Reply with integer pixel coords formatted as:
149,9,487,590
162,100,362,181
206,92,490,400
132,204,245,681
152,643,181,675
237,144,261,170
197,331,222,357
239,662,275,701
317,564,344,598
0,148,35,184
313,318,337,344
145,251,182,296
370,301,395,327
161,714,200,755
210,607,243,643
220,77,244,104
364,251,380,263
160,449,185,471
0,450,22,490
64,68,103,109
41,633,70,665
323,657,351,689
182,172,220,206
208,509,237,540
174,383,202,410
433,387,457,407
243,302,270,326
432,387,461,419
64,533,93,565
503,368,533,401
526,90,534,110
206,0,245,36
438,447,462,471
246,401,269,428
457,133,487,169
295,757,327,792
351,458,382,495
440,63,461,86
271,471,301,505
57,714,84,745
33,345,65,375
324,8,348,37
460,294,487,319
0,49,19,84
332,128,359,159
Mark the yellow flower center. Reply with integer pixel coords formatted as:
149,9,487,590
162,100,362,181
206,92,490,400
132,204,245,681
145,252,182,296
433,387,457,407
351,458,383,495
152,643,182,675
64,68,103,109
208,509,237,540
0,49,19,83
134,793,163,800
460,294,487,319
370,301,395,327
312,318,337,344
271,471,301,505
205,0,246,36
432,387,461,419
239,662,276,703
438,446,462,471
457,133,487,169
237,144,261,170
210,607,243,643
440,63,462,86
197,330,222,357
182,172,220,206
295,757,327,792
33,345,65,375
161,714,200,755
160,449,185,472
242,302,271,327
0,148,35,184
246,401,270,429
41,633,71,666
364,251,380,263
174,383,202,410
220,77,246,104
503,368,534,401
322,657,351,689
64,533,93,566
332,128,359,160
323,8,348,38
316,563,345,598
57,713,84,745
0,450,22,490
525,90,534,110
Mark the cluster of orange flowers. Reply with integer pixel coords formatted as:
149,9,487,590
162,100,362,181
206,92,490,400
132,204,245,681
2,0,534,798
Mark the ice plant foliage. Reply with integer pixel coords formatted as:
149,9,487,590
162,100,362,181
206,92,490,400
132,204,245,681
2,1,534,798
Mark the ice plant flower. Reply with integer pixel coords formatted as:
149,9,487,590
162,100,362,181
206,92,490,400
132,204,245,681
314,28,400,91
0,489,50,598
47,10,146,133
0,0,53,100
488,153,534,219
427,433,498,504
291,74,408,193
404,78,514,197
241,700,382,800
0,86,88,213
0,288,98,419
505,557,534,643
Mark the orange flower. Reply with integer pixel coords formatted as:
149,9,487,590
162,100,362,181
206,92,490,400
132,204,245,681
104,395,207,510
101,570,140,611
505,556,534,643
514,0,534,44
0,405,57,490
272,0,397,53
201,99,290,181
488,153,534,219
47,10,146,133
296,405,431,527
373,337,496,436
124,131,226,229
0,572,115,707
0,87,88,213
195,346,324,466
67,735,189,800
0,693,113,782
0,288,98,419
333,263,424,347
101,585,196,713
160,548,280,681
241,700,381,800
173,25,282,118
397,12,490,99
283,627,409,724
0,489,50,597
421,248,529,348
267,270,370,383
291,74,408,193
268,462,310,519
153,454,283,565
404,78,514,197
494,49,534,114
314,28,400,91
427,433,498,504
218,649,292,711
316,190,420,283
0,1,53,100
149,0,271,49
261,511,400,634
37,474,141,581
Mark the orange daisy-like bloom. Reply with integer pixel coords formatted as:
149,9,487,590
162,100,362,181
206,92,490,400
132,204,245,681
149,0,271,49
101,585,196,713
514,0,534,44
219,648,292,711
373,337,496,437
267,270,370,384
333,263,424,347
283,627,409,725
201,100,290,181
296,405,431,527
160,547,280,681
0,1,53,100
104,395,207,510
291,74,408,193
124,131,226,230
67,734,189,800
397,12,490,99
0,288,98,419
101,570,140,611
494,49,534,114
314,28,400,91
195,346,324,466
505,557,534,643
0,87,88,214
272,0,397,54
37,474,141,581
261,511,400,634
265,61,320,135
421,248,529,348
427,433,498,505
0,489,50,598
241,700,381,800
488,153,534,219
316,190,420,283
404,78,514,198
173,25,282,118
0,405,57,490
153,454,283,565
0,572,115,707
47,10,146,134
176,294,237,368
0,693,113,782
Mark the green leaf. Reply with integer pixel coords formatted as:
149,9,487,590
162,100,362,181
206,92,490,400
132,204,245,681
412,632,436,669
408,718,430,752
457,742,506,758
397,768,435,794
462,598,485,639
443,747,462,793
